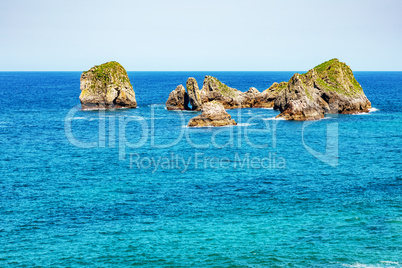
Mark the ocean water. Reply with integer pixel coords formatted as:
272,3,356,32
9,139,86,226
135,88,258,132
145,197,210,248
0,71,401,267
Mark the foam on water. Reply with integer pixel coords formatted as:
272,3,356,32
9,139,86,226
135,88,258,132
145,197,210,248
167,109,200,113
263,116,286,120
81,106,130,111
69,117,87,120
235,123,257,126
342,261,400,268
124,115,163,120
320,116,336,120
352,107,379,115
182,124,236,128
148,104,165,107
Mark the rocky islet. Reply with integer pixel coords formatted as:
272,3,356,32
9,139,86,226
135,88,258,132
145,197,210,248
79,61,137,110
79,59,371,123
187,101,237,127
273,59,371,120
167,58,371,122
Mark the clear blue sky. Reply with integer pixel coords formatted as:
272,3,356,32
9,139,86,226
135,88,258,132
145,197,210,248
0,0,401,71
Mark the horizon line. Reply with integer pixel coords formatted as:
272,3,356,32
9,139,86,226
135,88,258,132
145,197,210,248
0,70,401,72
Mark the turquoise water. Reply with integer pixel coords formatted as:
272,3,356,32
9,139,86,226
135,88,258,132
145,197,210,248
0,72,401,267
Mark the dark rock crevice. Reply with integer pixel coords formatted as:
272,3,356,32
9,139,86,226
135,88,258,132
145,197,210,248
112,87,121,106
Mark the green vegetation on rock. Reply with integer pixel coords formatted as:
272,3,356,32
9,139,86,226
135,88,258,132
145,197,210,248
79,61,137,109
306,58,363,96
210,77,237,98
313,58,339,72
84,61,132,92
265,81,288,93
274,58,371,120
277,82,288,92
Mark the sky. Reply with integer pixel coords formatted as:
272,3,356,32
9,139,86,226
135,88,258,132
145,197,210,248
0,0,401,71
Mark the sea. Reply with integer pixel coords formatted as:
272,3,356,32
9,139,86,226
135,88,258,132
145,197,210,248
0,71,401,267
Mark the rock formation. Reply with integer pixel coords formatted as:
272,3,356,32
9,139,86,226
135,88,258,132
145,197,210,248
243,87,260,108
188,101,237,127
79,61,137,109
243,84,284,108
199,76,244,109
165,78,203,111
166,85,189,110
274,59,371,120
167,76,276,110
186,78,202,111
167,59,371,121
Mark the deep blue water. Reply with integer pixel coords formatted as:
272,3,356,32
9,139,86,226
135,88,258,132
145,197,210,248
0,71,401,267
